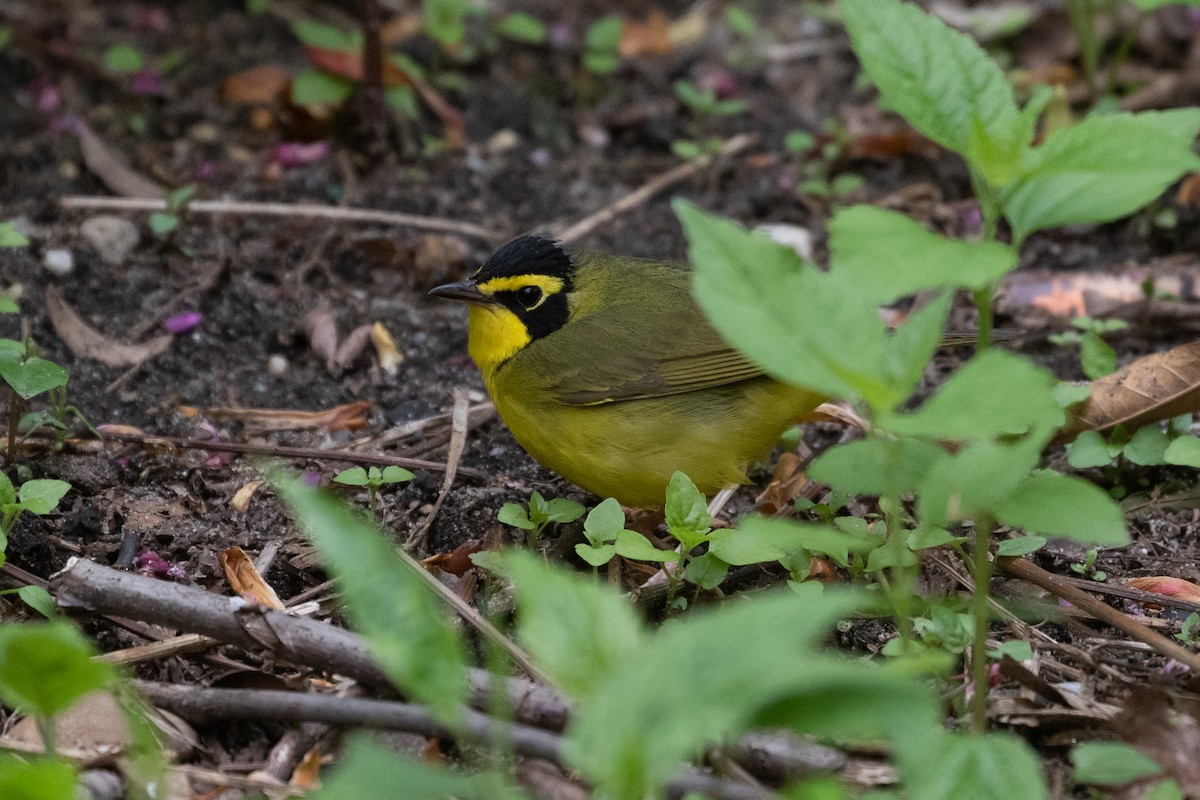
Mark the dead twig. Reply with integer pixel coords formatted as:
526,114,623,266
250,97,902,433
406,387,470,549
59,197,503,243
97,430,484,479
997,557,1200,672
552,133,758,246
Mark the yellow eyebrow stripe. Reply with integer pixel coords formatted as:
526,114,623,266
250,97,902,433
478,275,565,295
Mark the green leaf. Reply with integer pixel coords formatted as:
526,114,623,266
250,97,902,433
103,44,144,73
273,475,468,723
671,139,703,160
1165,435,1200,467
711,517,874,567
1066,431,1113,469
1001,110,1200,242
0,472,14,507
0,222,29,248
0,622,115,719
478,551,645,700
291,68,354,107
17,586,57,619
995,472,1128,545
613,530,675,563
0,27,10,53
583,498,624,543
726,6,757,37
291,19,358,50
1144,780,1185,800
16,480,70,515
165,185,197,213
829,206,1018,303
1079,331,1118,380
380,466,414,484
900,731,1048,800
497,12,546,44
989,639,1033,661
840,0,1028,185
497,503,535,530
883,349,1062,443
678,200,900,409
1132,0,1200,7
809,437,948,497
566,590,935,800
424,0,468,46
585,15,622,50
907,527,963,550
543,497,585,525
1055,382,1092,408
333,467,369,486
1123,425,1169,466
0,356,69,400
0,756,79,800
582,51,618,74
311,735,526,800
916,438,1043,527
574,542,616,567
883,293,954,403
0,297,17,314
1071,742,1162,785
148,212,179,237
665,471,710,545
996,535,1046,557
681,552,729,589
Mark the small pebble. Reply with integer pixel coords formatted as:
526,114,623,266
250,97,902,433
81,215,139,266
267,354,288,376
486,128,520,154
43,248,74,276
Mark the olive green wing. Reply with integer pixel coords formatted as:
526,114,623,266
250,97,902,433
532,298,768,406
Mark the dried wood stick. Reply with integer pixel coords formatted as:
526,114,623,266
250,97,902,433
997,556,1200,672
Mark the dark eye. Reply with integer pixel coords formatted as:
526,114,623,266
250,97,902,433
516,286,543,308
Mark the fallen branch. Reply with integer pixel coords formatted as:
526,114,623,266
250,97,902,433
552,133,758,246
997,556,1200,672
52,559,843,781
59,196,503,243
137,682,769,800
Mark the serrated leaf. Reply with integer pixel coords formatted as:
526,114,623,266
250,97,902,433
483,551,645,700
273,475,468,723
682,553,729,589
810,437,949,497
1001,110,1200,242
830,206,1017,303
900,731,1048,800
840,0,1028,185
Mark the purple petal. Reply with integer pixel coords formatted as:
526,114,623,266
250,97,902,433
163,311,203,334
273,141,330,168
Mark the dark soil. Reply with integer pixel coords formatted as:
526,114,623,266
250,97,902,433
2,1,1200,797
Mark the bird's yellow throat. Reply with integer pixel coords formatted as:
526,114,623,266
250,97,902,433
467,304,530,372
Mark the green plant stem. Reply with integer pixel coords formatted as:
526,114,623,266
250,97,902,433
972,289,994,353
1066,0,1099,96
968,516,994,734
5,388,20,466
36,715,56,756
1107,10,1148,95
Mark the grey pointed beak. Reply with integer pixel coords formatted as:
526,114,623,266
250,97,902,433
429,280,495,305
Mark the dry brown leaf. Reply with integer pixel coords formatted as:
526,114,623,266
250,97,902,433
1125,576,1200,603
1177,172,1200,206
802,402,868,429
75,121,166,199
301,307,339,373
45,285,172,368
755,452,808,516
619,10,673,57
1058,341,1200,441
222,65,290,104
289,748,323,790
371,322,403,375
335,324,373,369
231,480,264,513
220,546,285,609
422,539,484,577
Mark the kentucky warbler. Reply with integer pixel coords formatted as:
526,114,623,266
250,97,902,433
430,235,824,508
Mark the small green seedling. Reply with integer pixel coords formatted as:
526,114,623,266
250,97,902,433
1070,548,1107,582
102,44,145,73
574,497,675,572
671,80,747,161
786,120,864,202
1048,317,1128,380
150,184,197,239
497,12,546,44
0,222,28,248
498,491,584,545
333,465,414,520
1176,612,1200,644
582,15,621,75
0,472,70,569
